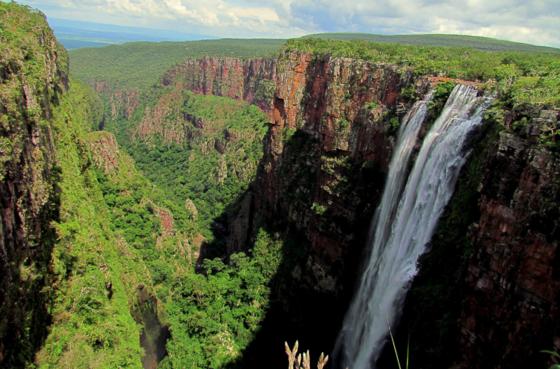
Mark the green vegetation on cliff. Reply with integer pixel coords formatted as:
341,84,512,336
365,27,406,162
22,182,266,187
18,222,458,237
287,38,560,108
107,89,269,239
0,1,67,180
65,18,283,368
305,33,560,54
32,78,280,368
0,7,164,366
1,3,69,366
34,80,147,368
2,5,283,367
0,2,68,89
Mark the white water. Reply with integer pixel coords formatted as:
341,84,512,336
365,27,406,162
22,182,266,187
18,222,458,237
334,85,491,369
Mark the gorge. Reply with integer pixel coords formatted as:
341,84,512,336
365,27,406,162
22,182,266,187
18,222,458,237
1,3,560,369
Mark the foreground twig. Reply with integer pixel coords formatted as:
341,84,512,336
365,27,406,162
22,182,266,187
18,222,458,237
284,341,329,369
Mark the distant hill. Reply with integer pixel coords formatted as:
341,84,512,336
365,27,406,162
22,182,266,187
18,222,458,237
57,39,111,49
304,33,560,54
70,39,285,89
49,18,213,50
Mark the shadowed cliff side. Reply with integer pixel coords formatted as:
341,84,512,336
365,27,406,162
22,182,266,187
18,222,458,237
189,51,418,369
392,105,560,369
0,4,68,366
458,108,560,368
177,46,560,369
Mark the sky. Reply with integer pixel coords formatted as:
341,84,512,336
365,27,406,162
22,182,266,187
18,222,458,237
15,0,560,47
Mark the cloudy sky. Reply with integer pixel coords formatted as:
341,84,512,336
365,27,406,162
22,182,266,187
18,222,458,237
16,0,560,47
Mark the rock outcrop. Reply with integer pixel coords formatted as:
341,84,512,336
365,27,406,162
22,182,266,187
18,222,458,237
458,112,560,369
87,131,120,173
135,86,187,144
163,57,277,113
93,81,139,121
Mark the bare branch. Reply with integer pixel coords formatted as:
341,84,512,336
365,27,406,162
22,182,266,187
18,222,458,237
317,353,329,369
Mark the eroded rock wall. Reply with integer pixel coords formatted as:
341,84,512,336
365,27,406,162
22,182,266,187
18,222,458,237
0,7,68,365
458,111,560,369
163,57,277,112
93,81,139,121
256,52,412,294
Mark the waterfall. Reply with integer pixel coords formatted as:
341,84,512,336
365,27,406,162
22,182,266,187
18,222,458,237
334,85,491,369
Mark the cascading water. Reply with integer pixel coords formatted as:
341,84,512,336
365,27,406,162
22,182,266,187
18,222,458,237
334,85,491,369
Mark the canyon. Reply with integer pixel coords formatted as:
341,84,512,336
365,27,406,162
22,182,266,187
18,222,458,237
1,3,559,369
133,50,560,369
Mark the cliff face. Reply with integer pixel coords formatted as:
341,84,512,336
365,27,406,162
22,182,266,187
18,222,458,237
168,51,560,367
458,110,560,368
163,56,277,113
135,85,187,144
256,52,411,293
0,5,68,365
92,81,139,121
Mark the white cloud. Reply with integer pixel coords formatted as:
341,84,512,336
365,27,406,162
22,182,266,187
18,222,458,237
17,0,560,46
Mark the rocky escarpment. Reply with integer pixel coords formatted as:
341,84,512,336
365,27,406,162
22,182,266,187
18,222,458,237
168,50,560,368
165,50,415,291
163,57,277,113
165,50,420,364
87,130,121,173
92,81,140,122
93,80,139,121
457,109,560,369
135,86,187,144
0,4,68,366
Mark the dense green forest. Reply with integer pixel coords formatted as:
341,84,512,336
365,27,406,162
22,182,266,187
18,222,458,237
107,90,269,239
304,33,560,54
33,79,280,368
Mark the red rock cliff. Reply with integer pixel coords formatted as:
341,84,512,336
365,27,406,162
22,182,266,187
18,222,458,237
256,51,411,292
163,56,277,113
458,114,560,369
160,50,560,368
